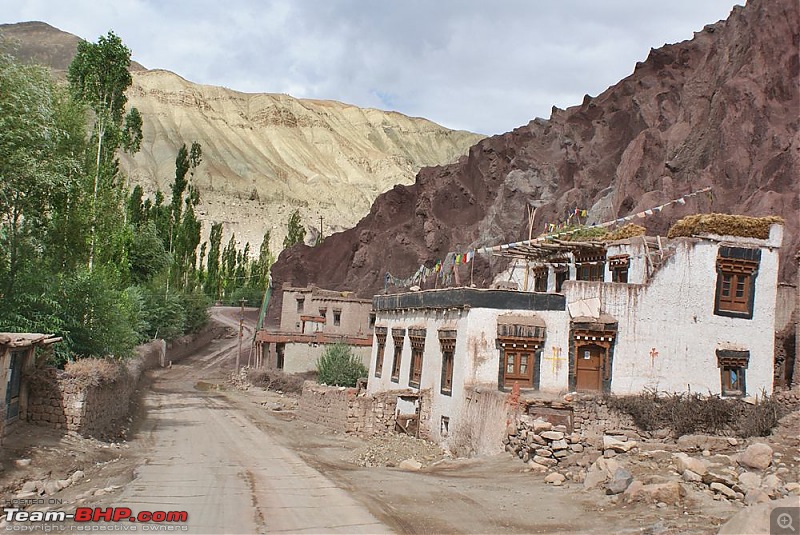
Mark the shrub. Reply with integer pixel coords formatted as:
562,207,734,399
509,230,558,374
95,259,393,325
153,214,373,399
316,343,367,387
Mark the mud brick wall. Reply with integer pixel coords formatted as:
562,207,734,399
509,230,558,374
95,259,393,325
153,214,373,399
299,382,411,435
299,382,355,431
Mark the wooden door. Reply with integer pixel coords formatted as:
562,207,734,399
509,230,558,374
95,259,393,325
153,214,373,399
576,344,603,391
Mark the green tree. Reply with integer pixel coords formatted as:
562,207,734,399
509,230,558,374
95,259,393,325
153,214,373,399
283,209,306,248
316,343,367,387
67,31,142,271
204,223,223,300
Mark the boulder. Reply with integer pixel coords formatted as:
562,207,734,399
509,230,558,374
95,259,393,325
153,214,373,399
570,444,585,453
737,471,762,491
738,443,773,470
541,431,565,441
682,470,703,483
719,496,799,534
605,468,634,495
533,456,558,467
20,481,39,494
710,482,737,499
533,420,553,433
553,450,569,459
673,453,708,476
743,488,770,505
603,436,637,453
535,448,552,457
544,472,566,485
551,439,569,451
69,470,84,483
785,482,800,494
584,469,608,489
626,481,684,505
42,480,60,496
398,459,422,471
762,474,782,489
703,471,738,487
506,424,518,437
527,460,548,472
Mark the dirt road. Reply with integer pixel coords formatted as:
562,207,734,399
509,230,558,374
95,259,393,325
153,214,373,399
86,307,389,534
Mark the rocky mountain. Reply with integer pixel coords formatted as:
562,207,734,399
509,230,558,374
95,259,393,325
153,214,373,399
0,22,484,250
268,0,798,325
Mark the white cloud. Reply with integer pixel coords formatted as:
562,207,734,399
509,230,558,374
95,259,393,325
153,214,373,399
3,0,742,134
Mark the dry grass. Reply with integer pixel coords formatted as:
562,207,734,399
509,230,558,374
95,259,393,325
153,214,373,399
64,358,126,388
667,214,783,239
246,368,315,394
564,223,646,242
606,389,783,438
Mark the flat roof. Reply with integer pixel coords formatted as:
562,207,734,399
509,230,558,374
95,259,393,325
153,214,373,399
373,287,566,312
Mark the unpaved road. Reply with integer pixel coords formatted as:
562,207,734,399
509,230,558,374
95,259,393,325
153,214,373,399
88,307,388,534
2,308,734,534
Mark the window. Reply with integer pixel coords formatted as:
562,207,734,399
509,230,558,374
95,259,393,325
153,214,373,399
440,350,454,395
717,349,748,397
296,298,305,313
369,313,376,329
439,329,456,396
575,249,606,282
609,255,629,283
503,350,536,385
408,328,426,388
533,267,548,292
333,309,341,326
318,308,327,322
721,366,746,396
714,247,760,319
497,319,544,389
391,328,405,383
374,327,387,378
555,269,568,292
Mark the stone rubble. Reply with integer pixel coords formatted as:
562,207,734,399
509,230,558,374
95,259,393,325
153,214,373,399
505,411,800,511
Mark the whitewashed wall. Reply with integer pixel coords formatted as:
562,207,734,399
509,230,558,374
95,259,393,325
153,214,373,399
563,232,780,396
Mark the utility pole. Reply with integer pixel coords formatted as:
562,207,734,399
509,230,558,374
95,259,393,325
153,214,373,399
319,214,323,243
237,298,245,371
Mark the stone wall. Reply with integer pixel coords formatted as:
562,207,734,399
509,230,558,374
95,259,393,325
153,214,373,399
299,381,419,435
26,320,225,439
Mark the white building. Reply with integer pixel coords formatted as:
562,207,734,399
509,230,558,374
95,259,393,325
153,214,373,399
367,221,784,448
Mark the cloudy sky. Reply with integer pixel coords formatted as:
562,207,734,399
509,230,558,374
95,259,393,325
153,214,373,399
5,1,741,135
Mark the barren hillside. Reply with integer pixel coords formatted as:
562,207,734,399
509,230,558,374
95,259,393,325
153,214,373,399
268,0,799,324
0,21,484,250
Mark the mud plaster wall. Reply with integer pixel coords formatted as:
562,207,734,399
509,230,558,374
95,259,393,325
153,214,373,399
27,321,227,438
282,342,371,374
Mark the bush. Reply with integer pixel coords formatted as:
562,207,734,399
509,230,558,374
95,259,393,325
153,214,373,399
179,289,210,333
316,343,367,387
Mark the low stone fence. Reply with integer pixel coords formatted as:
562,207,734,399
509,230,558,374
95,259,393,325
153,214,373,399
26,320,226,439
299,382,419,435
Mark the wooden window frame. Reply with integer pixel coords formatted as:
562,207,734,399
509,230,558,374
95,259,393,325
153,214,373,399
332,309,342,326
575,250,607,282
609,255,629,283
714,255,759,319
439,334,456,396
533,267,548,292
296,298,305,313
555,269,568,292
390,328,405,383
720,366,746,397
374,327,387,378
717,349,748,397
502,348,536,387
408,329,426,388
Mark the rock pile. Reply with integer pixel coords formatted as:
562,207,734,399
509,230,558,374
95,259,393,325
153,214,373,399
503,416,589,473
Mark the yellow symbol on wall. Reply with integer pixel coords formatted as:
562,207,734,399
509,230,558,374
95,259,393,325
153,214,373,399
650,347,659,367
544,346,566,374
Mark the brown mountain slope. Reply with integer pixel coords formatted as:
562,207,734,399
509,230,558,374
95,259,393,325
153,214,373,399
268,0,799,325
0,22,484,250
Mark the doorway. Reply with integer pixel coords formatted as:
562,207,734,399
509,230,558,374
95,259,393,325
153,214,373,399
575,344,604,391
